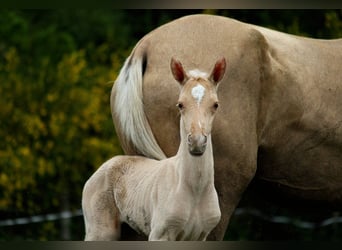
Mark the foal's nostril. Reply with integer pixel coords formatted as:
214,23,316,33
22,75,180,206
203,135,207,144
187,134,192,144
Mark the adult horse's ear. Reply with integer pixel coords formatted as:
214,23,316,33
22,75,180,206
171,57,187,85
210,57,226,85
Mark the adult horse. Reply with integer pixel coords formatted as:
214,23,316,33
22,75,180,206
111,14,342,240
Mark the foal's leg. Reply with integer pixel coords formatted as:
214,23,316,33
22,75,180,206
148,227,179,241
82,167,121,240
148,218,183,241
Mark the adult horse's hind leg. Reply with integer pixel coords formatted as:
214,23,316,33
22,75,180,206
82,167,121,240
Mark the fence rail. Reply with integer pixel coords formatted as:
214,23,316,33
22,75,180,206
233,208,342,229
1,208,342,229
0,209,83,227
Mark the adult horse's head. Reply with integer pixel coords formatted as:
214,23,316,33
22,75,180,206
171,57,226,156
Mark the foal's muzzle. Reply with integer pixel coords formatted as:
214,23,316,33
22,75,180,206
187,133,208,156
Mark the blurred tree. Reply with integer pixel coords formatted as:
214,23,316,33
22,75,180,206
0,10,127,240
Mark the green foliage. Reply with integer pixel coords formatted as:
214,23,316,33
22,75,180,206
0,10,127,238
324,11,342,38
0,10,341,240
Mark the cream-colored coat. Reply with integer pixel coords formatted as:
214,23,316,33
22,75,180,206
82,132,220,241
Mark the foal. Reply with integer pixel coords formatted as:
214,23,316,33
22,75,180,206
82,57,226,241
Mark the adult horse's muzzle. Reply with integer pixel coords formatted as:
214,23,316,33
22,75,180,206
187,133,207,156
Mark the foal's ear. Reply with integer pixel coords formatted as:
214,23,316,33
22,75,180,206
171,57,187,85
209,57,226,85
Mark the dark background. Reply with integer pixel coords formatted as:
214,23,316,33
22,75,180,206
0,10,341,240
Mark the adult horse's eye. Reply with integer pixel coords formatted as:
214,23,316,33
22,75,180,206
176,102,184,110
213,102,219,110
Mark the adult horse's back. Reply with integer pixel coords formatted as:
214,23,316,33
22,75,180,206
111,14,342,240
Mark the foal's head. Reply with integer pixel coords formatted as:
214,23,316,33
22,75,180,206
171,57,226,156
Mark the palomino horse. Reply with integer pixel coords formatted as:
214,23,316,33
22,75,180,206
111,14,342,240
82,58,226,240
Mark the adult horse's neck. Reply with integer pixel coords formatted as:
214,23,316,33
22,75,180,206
175,118,215,195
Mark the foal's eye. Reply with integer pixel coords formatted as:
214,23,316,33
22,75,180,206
213,102,219,110
176,102,184,110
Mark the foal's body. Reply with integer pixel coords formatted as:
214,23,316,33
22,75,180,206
83,138,219,240
82,58,225,240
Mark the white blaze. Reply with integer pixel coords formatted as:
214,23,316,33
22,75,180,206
191,84,206,105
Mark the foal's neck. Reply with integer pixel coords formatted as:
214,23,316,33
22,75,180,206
175,120,215,194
